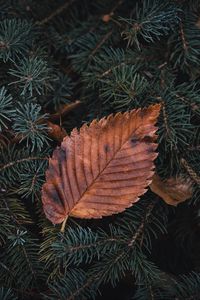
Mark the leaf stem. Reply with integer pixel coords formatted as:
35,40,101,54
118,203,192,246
61,216,68,233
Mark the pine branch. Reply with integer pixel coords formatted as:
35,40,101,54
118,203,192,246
180,22,188,52
49,100,81,121
88,30,113,61
0,156,48,172
175,93,199,112
66,274,100,300
181,158,200,185
21,244,39,291
128,202,155,247
37,0,76,25
161,100,171,139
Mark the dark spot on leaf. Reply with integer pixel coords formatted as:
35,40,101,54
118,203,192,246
146,146,155,153
58,149,67,172
130,137,139,146
104,144,110,153
51,188,62,205
60,148,66,161
48,163,55,175
142,136,153,143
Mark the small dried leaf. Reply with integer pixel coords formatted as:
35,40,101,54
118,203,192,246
196,18,200,29
102,14,112,22
42,104,161,224
150,174,193,206
47,121,67,142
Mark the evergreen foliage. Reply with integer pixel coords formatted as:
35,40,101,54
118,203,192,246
0,0,200,299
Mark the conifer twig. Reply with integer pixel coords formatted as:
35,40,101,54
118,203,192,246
180,22,188,51
36,0,75,25
161,100,171,138
21,246,39,291
49,100,81,121
88,30,113,60
175,94,199,111
128,202,155,247
67,274,100,300
0,157,48,172
181,158,200,185
65,238,119,252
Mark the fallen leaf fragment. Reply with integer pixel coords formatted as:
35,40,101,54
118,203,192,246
42,104,161,226
102,14,112,22
150,174,193,206
47,121,67,142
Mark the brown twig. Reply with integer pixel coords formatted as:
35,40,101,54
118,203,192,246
67,276,99,300
99,61,126,78
180,22,188,51
158,61,167,69
88,30,113,61
49,100,81,121
36,0,75,26
161,100,171,138
181,158,200,185
0,157,48,172
188,145,200,151
175,93,199,112
63,237,120,252
128,202,155,247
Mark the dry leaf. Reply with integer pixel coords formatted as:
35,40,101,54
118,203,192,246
196,18,200,29
150,174,193,206
42,104,161,225
47,121,67,142
102,14,112,22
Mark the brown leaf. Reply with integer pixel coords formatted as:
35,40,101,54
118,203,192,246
47,121,67,142
150,174,193,206
196,18,200,29
102,14,112,22
42,104,161,225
